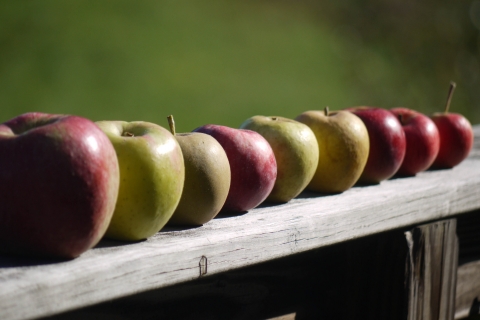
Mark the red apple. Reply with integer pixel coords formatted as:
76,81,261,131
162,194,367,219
391,108,440,176
346,107,406,184
0,112,120,259
430,82,474,168
193,124,277,212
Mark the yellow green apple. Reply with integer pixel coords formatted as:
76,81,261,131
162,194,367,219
240,116,319,202
295,108,369,193
166,116,231,226
96,120,184,241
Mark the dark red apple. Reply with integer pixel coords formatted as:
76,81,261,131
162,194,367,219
430,82,474,168
0,112,120,259
391,108,440,176
193,124,277,212
346,107,406,184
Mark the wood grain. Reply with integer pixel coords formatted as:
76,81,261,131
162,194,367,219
456,260,480,319
454,210,480,319
44,228,412,320
406,219,458,320
1,125,480,320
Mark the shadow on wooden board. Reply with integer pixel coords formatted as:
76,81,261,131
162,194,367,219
406,219,457,320
42,218,458,320
455,210,480,320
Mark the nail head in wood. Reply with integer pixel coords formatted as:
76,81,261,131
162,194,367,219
199,256,207,277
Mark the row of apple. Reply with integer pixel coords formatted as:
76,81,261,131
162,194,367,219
0,82,474,260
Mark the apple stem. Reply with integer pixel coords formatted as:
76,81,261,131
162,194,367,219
123,132,134,137
167,115,176,136
324,106,330,116
444,81,457,114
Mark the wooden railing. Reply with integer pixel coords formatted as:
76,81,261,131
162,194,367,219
1,126,480,320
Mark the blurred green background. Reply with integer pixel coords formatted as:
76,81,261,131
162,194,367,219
1,0,479,132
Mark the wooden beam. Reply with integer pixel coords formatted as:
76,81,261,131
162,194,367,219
406,219,458,320
44,229,412,320
455,209,480,319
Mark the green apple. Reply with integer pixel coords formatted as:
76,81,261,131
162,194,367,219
240,116,319,203
295,108,369,193
166,116,231,225
95,120,184,241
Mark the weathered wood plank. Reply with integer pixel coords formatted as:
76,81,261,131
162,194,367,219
317,228,411,320
454,210,480,319
406,219,458,320
455,260,480,319
43,228,411,320
0,126,479,320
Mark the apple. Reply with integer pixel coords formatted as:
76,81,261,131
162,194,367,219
0,112,119,259
96,120,184,241
390,108,440,176
430,82,474,168
239,116,318,202
193,124,277,212
166,116,231,225
295,107,369,193
346,107,406,184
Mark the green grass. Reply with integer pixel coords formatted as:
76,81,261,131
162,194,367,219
0,1,477,131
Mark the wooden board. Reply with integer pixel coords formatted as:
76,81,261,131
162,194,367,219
43,227,412,320
454,210,480,319
456,260,480,319
406,219,458,320
1,126,480,320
